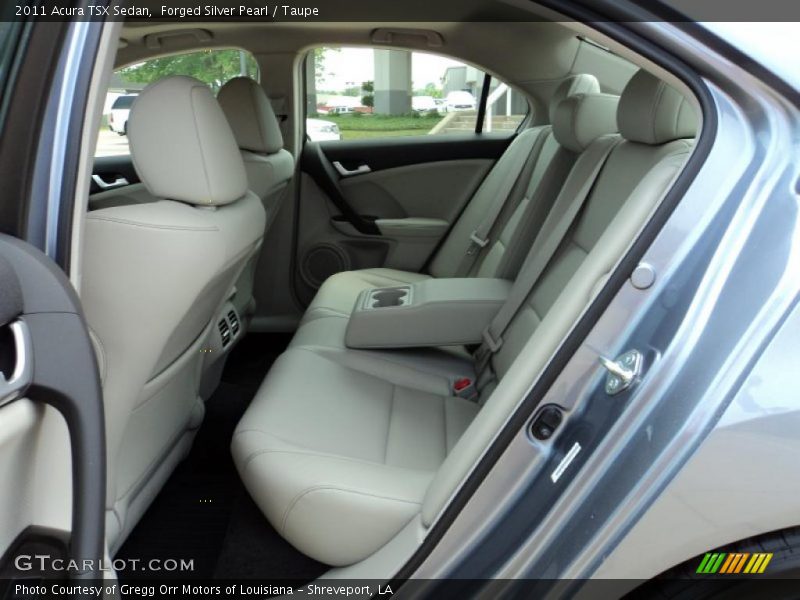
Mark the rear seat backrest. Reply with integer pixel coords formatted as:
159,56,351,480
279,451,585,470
299,75,610,324
475,87,620,281
428,74,602,280
422,69,697,524
491,71,696,380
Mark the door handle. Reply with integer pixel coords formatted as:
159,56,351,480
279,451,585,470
332,161,372,177
92,174,129,190
0,319,33,408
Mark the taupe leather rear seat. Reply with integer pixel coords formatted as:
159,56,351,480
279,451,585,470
302,74,604,325
232,69,696,567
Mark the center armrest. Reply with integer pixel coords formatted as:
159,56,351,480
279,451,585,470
345,278,512,349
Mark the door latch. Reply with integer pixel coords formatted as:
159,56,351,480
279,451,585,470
598,349,642,396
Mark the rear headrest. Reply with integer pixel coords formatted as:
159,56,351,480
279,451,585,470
552,92,619,153
548,74,601,124
129,76,248,207
617,70,696,145
218,77,284,155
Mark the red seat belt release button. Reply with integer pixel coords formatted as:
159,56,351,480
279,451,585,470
453,378,477,399
454,378,472,392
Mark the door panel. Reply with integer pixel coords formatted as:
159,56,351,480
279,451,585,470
0,236,105,583
293,134,513,305
340,160,492,221
319,134,513,172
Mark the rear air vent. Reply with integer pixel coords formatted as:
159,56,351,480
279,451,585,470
218,319,231,348
228,310,240,336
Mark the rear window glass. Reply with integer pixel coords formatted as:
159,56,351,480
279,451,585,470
111,95,136,110
305,46,528,142
95,48,259,158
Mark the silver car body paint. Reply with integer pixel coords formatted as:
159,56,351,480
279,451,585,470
410,18,800,593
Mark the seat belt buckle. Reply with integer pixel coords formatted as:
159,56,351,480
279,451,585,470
452,377,477,400
481,327,503,353
474,328,502,376
467,231,489,255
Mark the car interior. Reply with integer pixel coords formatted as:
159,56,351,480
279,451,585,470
74,7,701,582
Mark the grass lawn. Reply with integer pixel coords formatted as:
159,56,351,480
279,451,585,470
341,129,425,140
319,113,443,139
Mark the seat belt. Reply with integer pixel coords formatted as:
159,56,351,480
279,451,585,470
475,135,622,375
455,128,550,277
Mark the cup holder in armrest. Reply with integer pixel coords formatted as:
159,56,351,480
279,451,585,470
365,286,411,309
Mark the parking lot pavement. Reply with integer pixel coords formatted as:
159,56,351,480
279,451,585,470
96,128,130,156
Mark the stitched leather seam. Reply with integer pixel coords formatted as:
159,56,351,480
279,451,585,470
649,81,666,143
383,384,396,464
292,346,453,395
189,85,214,205
86,214,217,231
281,484,421,535
252,83,271,154
236,442,434,475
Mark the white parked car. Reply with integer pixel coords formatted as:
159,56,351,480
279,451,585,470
306,118,341,141
444,90,476,112
412,95,440,113
107,93,137,135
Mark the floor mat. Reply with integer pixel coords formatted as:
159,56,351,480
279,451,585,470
115,333,326,581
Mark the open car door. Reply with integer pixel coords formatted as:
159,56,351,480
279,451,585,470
0,13,106,595
0,237,106,589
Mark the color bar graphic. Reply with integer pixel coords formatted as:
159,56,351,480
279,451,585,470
697,552,773,574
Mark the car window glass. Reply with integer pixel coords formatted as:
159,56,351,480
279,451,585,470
305,47,527,142
95,49,258,158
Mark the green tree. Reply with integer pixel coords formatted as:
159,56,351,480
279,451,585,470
417,82,442,98
361,80,374,108
118,49,259,93
312,47,340,87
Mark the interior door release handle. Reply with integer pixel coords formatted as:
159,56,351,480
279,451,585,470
0,320,33,408
92,174,129,190
332,161,371,177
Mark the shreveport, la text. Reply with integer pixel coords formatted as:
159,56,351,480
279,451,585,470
16,583,394,597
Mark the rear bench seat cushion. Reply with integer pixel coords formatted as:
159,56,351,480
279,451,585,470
231,346,478,565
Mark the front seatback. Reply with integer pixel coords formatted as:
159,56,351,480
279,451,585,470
218,77,294,324
81,76,267,551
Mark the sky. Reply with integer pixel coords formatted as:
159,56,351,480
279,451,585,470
702,23,798,89
317,47,464,91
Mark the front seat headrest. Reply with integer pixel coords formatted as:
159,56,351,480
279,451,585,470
552,91,620,153
548,73,601,124
217,77,285,155
128,75,248,207
617,69,697,145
